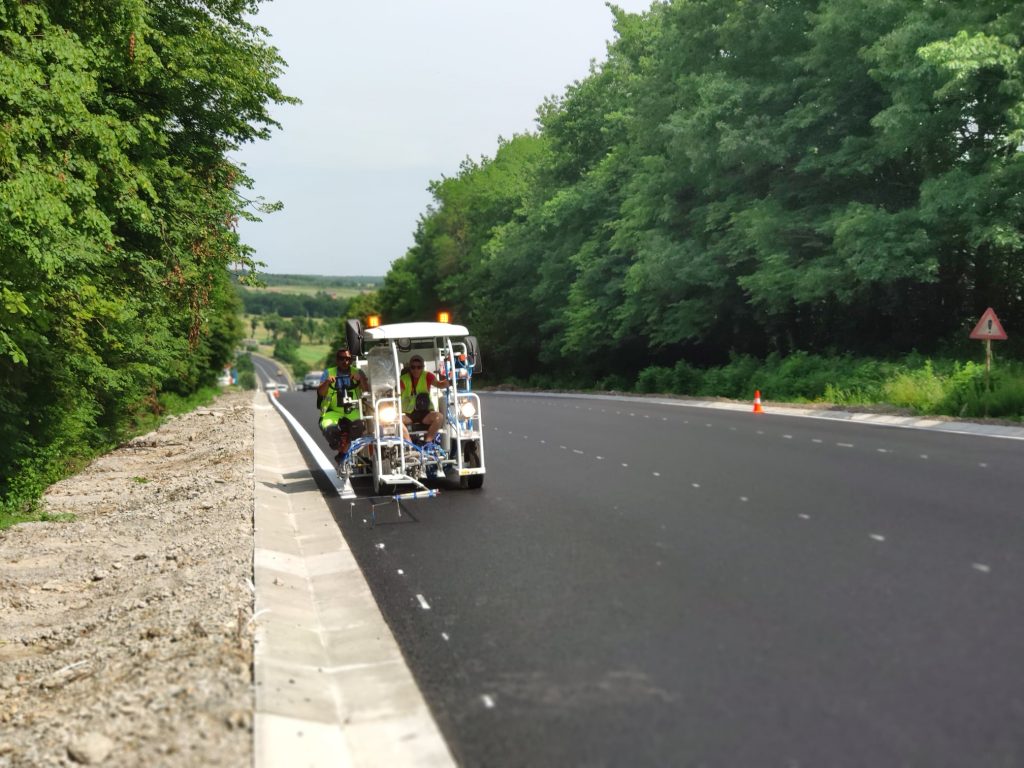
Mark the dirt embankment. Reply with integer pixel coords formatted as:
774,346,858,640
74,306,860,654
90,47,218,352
0,392,255,767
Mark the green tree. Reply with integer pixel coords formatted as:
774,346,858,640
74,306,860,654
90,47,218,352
0,0,294,515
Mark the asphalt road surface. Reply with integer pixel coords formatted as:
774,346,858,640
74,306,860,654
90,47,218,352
269,383,1024,767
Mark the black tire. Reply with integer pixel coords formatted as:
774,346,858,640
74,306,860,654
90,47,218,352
459,442,483,490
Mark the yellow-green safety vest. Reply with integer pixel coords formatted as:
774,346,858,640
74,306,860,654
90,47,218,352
400,371,435,414
320,365,363,426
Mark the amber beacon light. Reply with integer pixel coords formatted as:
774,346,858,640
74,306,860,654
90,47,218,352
367,315,381,328
437,310,451,324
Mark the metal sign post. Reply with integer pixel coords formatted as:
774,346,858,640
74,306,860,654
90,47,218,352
969,308,1008,391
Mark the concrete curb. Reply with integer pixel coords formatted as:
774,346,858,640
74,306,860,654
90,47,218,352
485,391,1024,441
252,394,455,767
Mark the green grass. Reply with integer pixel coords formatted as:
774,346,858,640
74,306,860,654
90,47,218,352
294,344,330,370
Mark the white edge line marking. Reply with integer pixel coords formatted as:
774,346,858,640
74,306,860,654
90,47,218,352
267,392,347,496
416,594,431,610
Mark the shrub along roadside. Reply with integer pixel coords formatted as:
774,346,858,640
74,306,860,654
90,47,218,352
570,353,1024,420
630,353,1024,420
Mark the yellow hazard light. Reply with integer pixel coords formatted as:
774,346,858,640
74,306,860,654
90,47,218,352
437,310,451,324
367,315,381,328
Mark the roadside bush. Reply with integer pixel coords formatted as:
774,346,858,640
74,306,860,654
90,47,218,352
672,360,703,394
883,361,945,413
963,376,1024,419
698,354,760,399
273,337,301,368
636,366,673,394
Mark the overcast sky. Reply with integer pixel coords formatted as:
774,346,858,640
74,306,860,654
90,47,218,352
233,0,655,277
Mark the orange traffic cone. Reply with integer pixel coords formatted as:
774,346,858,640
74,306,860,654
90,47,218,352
272,389,279,399
752,390,764,414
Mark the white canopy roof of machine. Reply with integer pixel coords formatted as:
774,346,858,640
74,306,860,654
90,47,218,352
362,322,470,341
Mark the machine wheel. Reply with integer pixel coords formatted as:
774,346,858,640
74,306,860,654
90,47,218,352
459,443,483,490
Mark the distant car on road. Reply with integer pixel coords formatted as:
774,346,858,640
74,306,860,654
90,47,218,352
302,371,323,391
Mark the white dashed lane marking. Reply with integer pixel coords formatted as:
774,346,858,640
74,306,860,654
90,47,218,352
416,594,431,610
495,415,999,578
481,694,496,709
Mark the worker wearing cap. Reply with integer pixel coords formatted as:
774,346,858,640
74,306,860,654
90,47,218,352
400,354,449,443
318,349,369,461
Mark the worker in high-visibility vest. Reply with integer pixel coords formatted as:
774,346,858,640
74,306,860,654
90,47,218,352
399,354,449,443
317,349,369,461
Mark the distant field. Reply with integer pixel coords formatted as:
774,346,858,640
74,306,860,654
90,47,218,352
295,345,330,370
234,271,382,296
259,273,382,289
253,284,368,298
241,315,332,372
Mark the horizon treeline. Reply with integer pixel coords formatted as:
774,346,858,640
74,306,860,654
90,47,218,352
376,0,1023,382
0,0,292,511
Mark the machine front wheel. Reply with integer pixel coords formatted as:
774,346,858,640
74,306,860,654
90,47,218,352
459,443,483,490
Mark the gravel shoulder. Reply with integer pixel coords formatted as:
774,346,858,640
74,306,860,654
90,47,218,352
0,391,255,767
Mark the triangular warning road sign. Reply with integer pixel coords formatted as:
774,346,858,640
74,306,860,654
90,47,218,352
969,308,1008,340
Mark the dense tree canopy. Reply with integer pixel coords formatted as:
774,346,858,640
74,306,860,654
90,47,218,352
378,0,1023,383
0,0,293,508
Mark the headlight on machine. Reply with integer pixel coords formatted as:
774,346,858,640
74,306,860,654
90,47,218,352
378,405,398,424
459,401,477,419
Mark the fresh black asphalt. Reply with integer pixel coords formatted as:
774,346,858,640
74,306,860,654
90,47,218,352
267,376,1024,767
